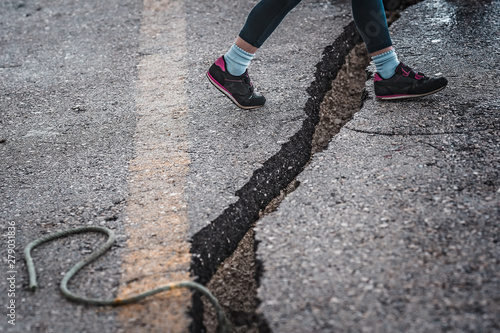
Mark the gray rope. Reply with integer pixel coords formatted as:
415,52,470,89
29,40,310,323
24,226,231,333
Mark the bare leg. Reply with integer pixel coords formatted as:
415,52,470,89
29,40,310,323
235,36,259,55
370,46,393,57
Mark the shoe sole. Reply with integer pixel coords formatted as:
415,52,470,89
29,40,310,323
376,85,447,100
206,71,264,110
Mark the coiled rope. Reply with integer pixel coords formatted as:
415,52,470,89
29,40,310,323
24,226,231,333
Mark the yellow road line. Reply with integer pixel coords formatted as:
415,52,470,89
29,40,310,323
117,0,191,332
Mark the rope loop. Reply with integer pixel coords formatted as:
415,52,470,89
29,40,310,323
24,226,231,333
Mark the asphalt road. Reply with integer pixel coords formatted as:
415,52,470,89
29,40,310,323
1,0,498,332
0,0,355,332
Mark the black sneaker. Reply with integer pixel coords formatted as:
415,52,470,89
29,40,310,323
207,56,266,109
374,62,448,100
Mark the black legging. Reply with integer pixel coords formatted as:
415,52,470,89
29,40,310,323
239,0,392,53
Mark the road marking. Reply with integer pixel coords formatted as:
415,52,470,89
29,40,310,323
117,0,191,331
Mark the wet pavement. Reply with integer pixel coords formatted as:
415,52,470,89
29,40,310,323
0,0,498,332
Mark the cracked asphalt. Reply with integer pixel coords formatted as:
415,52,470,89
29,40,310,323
1,0,499,332
257,0,500,331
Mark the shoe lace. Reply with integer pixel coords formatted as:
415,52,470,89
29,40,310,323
243,73,254,92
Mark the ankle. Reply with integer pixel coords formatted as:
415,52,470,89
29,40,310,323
235,36,258,54
224,43,254,76
372,49,399,79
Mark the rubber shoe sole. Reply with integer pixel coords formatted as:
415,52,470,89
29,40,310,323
376,84,447,100
374,63,448,100
206,56,265,109
206,71,263,110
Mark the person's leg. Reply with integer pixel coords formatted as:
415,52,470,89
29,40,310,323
352,0,399,79
352,0,448,99
238,0,303,50
225,0,302,76
352,0,392,54
207,0,302,109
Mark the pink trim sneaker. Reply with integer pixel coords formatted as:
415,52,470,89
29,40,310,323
374,62,448,100
207,56,266,109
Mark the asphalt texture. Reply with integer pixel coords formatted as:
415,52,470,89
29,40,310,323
1,0,499,332
1,0,355,331
256,0,500,331
0,0,139,332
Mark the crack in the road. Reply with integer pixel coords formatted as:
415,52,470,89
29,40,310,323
189,22,361,333
189,2,427,331
344,124,500,136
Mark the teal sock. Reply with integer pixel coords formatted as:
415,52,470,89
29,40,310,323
372,50,399,79
224,43,254,76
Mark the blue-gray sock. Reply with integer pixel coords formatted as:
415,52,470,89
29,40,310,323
224,43,254,76
372,49,399,79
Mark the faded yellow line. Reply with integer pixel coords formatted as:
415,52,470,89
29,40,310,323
116,0,191,332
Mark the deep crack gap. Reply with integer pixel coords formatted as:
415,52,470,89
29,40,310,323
189,2,426,330
199,42,372,333
190,0,430,333
189,21,361,333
